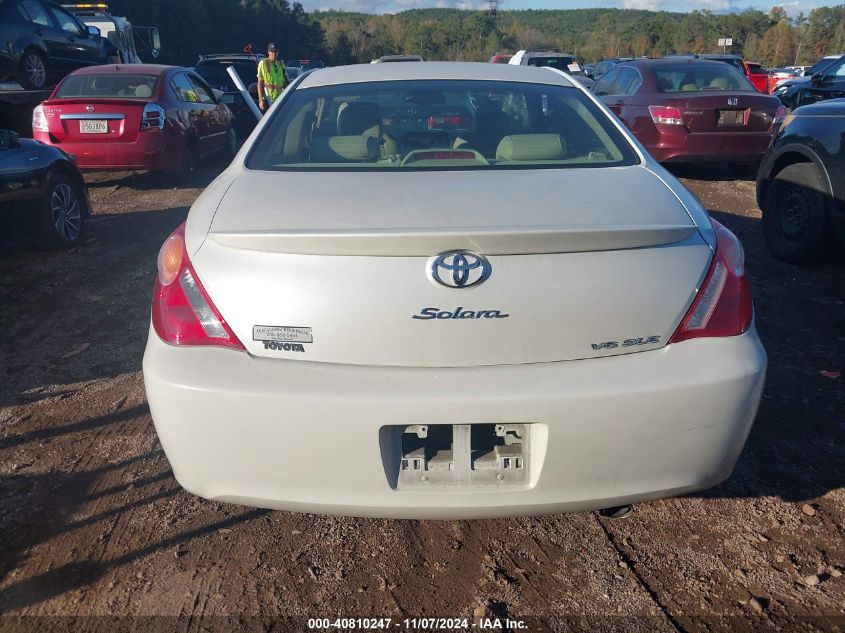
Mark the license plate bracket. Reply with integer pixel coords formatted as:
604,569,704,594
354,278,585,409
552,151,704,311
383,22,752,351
79,120,109,134
718,110,745,126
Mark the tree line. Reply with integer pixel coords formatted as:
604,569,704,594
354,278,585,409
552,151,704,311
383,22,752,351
319,5,845,68
110,1,844,69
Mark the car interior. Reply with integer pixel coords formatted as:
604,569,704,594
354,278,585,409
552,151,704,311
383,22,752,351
56,74,159,99
653,65,755,92
250,81,634,170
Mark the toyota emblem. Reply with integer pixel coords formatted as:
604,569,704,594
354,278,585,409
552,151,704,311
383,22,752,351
86,105,95,112
430,251,492,289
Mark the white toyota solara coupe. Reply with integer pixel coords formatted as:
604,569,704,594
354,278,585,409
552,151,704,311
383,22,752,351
142,62,767,519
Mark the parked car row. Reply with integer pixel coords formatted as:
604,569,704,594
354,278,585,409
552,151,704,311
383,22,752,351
0,0,119,89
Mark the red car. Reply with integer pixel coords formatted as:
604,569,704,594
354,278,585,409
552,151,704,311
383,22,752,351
32,64,236,172
744,61,769,93
489,53,513,64
591,59,786,163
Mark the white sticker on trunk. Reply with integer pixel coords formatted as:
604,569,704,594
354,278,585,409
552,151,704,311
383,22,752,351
253,325,313,343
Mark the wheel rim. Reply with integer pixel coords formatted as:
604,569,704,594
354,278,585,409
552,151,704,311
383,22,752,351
775,185,813,243
51,183,82,242
25,54,45,87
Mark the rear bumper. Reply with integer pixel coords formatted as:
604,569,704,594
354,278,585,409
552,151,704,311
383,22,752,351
33,129,182,172
649,130,775,163
143,327,767,519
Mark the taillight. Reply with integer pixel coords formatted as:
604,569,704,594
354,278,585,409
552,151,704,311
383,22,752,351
427,114,471,130
670,220,753,343
151,223,245,350
32,104,48,133
648,105,684,126
141,103,166,130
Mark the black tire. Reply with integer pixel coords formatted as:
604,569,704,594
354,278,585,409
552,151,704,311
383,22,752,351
761,162,831,265
18,49,48,90
34,171,86,250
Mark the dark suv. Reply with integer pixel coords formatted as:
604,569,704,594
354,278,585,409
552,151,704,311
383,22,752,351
194,54,263,140
0,0,118,89
757,98,845,263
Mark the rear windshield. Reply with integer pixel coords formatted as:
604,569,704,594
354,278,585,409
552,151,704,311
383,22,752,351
525,56,583,75
807,56,840,75
56,73,158,98
652,64,756,93
195,61,257,91
247,79,638,172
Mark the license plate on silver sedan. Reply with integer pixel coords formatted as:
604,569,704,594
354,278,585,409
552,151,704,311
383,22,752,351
79,120,108,134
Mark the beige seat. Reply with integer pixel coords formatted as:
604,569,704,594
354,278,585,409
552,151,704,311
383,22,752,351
709,77,729,89
336,102,399,157
135,84,153,98
496,134,567,162
310,135,380,163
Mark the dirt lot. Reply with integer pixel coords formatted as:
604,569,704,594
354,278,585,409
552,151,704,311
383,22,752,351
0,161,843,632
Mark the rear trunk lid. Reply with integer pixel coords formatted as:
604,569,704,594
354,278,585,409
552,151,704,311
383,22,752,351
41,98,148,144
192,167,712,367
674,92,780,133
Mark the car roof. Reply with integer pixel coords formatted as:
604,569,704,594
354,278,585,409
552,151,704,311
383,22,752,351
669,53,742,60
70,64,175,76
198,55,259,63
621,58,741,69
521,51,576,59
298,61,576,89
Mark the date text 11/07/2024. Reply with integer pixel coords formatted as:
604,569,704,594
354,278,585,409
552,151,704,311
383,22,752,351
306,617,528,630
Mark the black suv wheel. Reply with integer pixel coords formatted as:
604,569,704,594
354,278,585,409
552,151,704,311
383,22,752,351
762,163,831,264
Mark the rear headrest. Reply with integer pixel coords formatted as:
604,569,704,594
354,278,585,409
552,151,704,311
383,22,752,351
135,84,152,98
496,134,567,161
310,135,379,162
337,102,381,136
709,77,729,89
656,77,673,91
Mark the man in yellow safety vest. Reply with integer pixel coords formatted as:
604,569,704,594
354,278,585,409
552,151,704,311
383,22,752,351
257,42,288,111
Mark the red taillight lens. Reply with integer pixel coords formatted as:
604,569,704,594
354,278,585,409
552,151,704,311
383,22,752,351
151,223,245,350
427,114,471,129
648,105,684,126
670,220,753,343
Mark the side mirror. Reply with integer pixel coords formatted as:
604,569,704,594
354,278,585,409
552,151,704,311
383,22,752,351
87,25,101,38
0,130,20,150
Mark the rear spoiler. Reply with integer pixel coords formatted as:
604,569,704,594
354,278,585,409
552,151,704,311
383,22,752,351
209,225,698,257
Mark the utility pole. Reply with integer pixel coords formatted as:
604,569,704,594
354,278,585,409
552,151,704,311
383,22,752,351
489,0,500,23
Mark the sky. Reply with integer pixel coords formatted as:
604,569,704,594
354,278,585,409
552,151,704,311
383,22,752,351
304,0,831,16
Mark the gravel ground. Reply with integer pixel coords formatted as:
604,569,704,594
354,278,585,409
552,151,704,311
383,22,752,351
0,162,843,632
